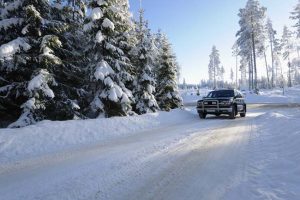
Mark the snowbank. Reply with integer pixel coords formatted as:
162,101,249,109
180,88,211,105
245,86,300,104
0,109,191,163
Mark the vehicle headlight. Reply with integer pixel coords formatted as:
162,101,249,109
220,101,232,105
197,101,203,106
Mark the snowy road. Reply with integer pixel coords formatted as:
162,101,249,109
0,105,300,200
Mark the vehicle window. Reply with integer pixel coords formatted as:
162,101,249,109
206,90,234,98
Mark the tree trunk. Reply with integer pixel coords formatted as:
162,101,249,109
251,32,258,91
248,60,252,91
236,55,238,89
250,53,254,90
213,57,216,89
264,51,270,89
288,57,292,87
270,39,275,88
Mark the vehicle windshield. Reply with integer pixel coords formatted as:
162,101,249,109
206,90,234,98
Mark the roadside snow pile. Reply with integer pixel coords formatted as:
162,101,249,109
180,88,211,105
0,109,191,163
245,86,300,104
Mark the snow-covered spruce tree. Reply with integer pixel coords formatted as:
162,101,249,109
155,34,182,111
49,0,91,120
84,0,135,117
152,29,164,79
130,9,159,114
0,1,57,127
208,46,221,89
114,0,137,91
0,1,82,127
53,0,87,22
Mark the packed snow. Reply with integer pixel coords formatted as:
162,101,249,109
0,109,191,163
1,104,300,200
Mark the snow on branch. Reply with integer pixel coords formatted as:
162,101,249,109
0,18,24,31
94,60,115,81
102,18,115,30
28,69,55,98
39,35,62,65
0,37,31,60
0,0,23,19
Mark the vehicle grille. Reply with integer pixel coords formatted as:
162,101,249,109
203,100,218,108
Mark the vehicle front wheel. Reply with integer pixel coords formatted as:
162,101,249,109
229,106,236,119
240,106,246,117
199,112,207,119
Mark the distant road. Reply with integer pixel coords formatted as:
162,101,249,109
184,102,300,108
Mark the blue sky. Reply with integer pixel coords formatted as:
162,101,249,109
129,0,298,84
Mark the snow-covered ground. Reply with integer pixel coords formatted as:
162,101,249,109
0,104,300,200
181,86,300,105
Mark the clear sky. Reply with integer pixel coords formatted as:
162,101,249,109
129,0,298,84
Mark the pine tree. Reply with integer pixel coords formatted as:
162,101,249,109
240,57,248,89
84,0,135,117
265,19,277,88
156,34,182,111
219,65,225,87
208,46,221,89
183,78,187,90
281,26,294,87
232,43,239,89
131,9,159,114
290,0,300,82
291,0,300,38
236,0,266,91
230,68,234,85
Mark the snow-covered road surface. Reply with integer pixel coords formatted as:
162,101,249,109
0,105,300,200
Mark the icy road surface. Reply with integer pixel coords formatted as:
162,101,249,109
0,105,300,200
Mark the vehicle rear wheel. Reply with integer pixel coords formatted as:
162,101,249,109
199,112,207,119
229,106,236,119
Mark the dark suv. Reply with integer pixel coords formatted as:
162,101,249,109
197,89,246,119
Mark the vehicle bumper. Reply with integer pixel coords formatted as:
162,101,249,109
197,107,233,114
